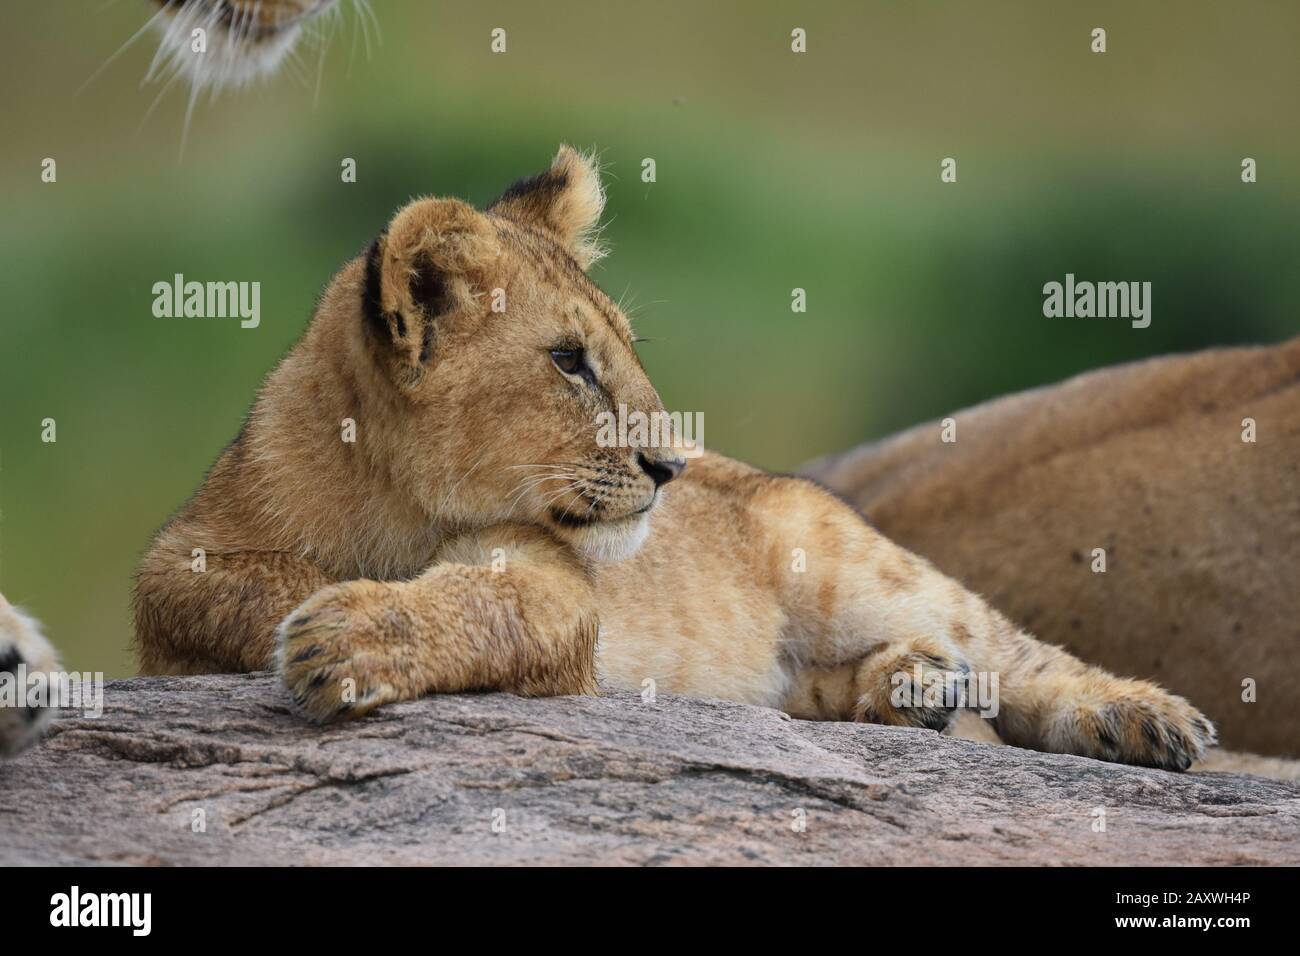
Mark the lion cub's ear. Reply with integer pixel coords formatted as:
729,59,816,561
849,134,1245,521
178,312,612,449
488,145,607,269
362,197,499,385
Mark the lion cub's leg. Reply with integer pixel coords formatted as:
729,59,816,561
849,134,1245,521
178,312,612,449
135,541,335,674
977,632,1218,771
277,524,598,721
764,478,1215,771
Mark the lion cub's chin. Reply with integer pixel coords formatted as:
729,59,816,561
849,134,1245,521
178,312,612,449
559,513,653,564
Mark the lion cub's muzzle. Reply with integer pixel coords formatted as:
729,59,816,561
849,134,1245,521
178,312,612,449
545,451,684,529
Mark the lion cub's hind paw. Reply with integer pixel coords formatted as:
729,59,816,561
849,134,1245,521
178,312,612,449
1047,680,1217,772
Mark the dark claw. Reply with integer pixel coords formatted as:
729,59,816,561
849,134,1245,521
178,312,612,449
290,645,323,664
916,707,956,732
1143,723,1167,754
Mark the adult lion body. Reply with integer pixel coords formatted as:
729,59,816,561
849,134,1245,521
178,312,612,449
804,338,1300,760
127,148,1217,772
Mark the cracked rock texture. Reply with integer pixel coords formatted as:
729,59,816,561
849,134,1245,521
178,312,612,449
2,673,1298,865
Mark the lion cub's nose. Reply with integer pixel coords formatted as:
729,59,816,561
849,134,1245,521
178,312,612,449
637,452,686,488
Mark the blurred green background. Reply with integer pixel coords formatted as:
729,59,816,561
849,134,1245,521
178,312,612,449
2,1,1297,675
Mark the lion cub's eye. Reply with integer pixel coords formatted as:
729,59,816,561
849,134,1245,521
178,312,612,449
550,347,586,376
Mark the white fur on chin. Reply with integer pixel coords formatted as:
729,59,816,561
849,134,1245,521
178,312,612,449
565,514,652,564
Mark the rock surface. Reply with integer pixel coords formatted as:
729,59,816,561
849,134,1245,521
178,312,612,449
2,673,1297,865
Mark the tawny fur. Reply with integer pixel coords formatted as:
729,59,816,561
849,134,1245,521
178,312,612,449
804,338,1300,763
131,146,1219,772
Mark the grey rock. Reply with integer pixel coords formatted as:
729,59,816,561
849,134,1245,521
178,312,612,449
1,673,1297,865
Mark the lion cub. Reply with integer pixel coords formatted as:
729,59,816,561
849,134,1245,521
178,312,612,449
133,146,1215,771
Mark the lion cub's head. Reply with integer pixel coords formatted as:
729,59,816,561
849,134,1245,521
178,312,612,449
341,146,685,563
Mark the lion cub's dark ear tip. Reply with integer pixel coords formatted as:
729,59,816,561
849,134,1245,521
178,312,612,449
488,145,607,269
489,169,569,216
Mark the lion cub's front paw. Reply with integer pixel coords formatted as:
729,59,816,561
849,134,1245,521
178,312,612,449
1045,678,1217,772
276,580,416,722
